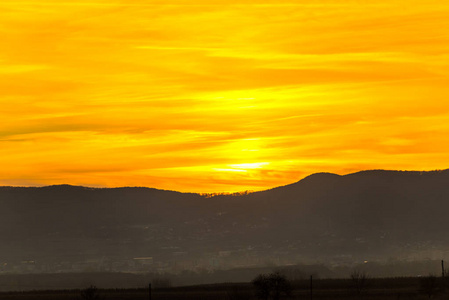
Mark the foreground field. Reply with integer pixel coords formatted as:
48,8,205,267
1,277,449,300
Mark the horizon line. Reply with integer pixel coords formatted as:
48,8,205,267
1,168,448,195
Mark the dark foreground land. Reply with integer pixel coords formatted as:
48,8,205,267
1,277,448,300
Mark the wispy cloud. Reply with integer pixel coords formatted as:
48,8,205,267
1,0,448,192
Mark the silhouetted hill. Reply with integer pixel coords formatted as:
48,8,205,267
2,169,449,272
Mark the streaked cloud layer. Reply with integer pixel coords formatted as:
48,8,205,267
1,0,449,192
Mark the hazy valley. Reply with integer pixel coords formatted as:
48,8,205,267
2,169,449,285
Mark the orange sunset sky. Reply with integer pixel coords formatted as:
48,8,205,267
1,1,449,192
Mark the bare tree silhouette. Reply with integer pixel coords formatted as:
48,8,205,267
419,274,439,299
350,270,369,299
79,285,102,300
252,272,291,300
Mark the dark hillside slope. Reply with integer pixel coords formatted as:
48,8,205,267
1,169,449,266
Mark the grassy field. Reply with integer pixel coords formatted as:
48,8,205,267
0,277,447,300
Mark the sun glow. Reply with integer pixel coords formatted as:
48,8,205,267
229,162,270,170
1,0,449,192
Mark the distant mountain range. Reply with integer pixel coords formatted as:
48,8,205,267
2,169,449,273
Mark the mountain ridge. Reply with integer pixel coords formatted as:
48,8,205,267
3,168,449,195
2,168,449,274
